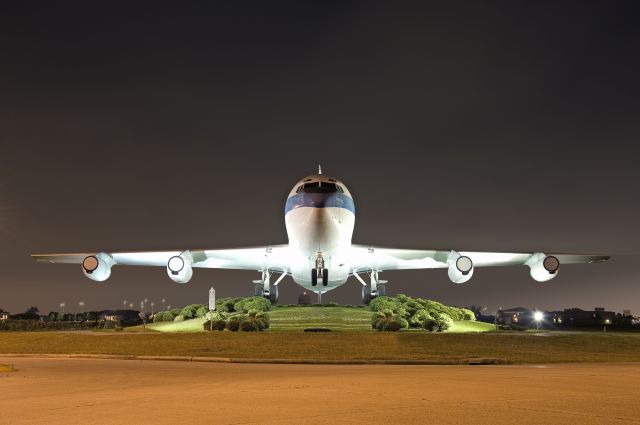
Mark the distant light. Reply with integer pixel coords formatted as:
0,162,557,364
605,319,611,324
534,311,543,322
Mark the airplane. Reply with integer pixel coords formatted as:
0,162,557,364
32,167,610,304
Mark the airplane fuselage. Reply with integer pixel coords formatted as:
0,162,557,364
284,173,354,292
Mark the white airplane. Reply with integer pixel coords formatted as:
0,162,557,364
32,167,610,304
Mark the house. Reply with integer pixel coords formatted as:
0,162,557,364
551,308,616,327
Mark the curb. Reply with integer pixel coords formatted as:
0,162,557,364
0,353,509,365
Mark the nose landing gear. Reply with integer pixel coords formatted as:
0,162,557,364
311,252,329,287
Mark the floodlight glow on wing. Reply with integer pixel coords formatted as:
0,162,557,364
31,170,610,304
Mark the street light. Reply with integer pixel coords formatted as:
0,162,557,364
150,302,155,315
161,298,166,311
534,311,544,331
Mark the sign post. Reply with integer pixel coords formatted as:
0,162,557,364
208,287,216,332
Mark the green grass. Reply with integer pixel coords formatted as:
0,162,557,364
2,332,640,364
127,318,206,333
269,306,373,331
449,320,496,333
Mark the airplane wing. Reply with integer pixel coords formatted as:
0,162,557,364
350,244,610,272
31,245,291,272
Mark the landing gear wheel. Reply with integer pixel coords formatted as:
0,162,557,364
311,269,318,286
322,268,328,286
377,283,386,297
269,285,279,304
362,285,371,305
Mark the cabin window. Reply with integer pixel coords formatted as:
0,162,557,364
301,182,339,194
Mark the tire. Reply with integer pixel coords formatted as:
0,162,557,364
311,269,318,286
322,268,328,286
269,285,279,304
362,285,371,305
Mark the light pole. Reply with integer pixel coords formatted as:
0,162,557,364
604,318,610,333
129,303,134,309
123,300,127,309
534,311,543,331
151,302,155,315
162,298,166,311
78,301,85,321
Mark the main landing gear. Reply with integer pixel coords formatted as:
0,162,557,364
311,252,328,287
253,270,286,304
354,270,387,304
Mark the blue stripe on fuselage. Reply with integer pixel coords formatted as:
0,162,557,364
285,193,355,215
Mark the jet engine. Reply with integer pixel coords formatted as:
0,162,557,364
447,251,474,284
167,252,193,284
526,253,559,282
82,252,114,282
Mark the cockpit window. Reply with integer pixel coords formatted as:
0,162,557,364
300,182,339,194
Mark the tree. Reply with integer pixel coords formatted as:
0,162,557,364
12,306,40,320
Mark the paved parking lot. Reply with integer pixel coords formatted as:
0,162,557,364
1,357,639,424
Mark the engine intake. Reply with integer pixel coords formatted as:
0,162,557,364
447,251,474,284
82,252,114,282
167,252,193,284
526,253,559,282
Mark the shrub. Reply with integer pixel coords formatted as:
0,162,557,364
371,309,406,332
226,314,246,332
154,310,179,322
369,296,398,312
203,319,226,331
461,308,476,321
239,318,261,331
195,306,209,318
216,298,240,313
409,309,434,328
247,310,269,330
173,315,185,322
382,319,402,332
180,304,207,320
234,297,271,313
424,313,454,332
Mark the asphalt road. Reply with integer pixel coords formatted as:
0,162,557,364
1,358,639,424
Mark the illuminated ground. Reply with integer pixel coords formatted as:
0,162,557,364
128,306,494,333
1,357,639,424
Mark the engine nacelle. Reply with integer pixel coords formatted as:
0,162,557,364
167,252,193,284
447,251,474,284
82,252,114,282
526,253,560,282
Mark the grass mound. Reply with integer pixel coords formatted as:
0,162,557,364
269,306,372,331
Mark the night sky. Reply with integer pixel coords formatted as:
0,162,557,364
1,1,639,315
